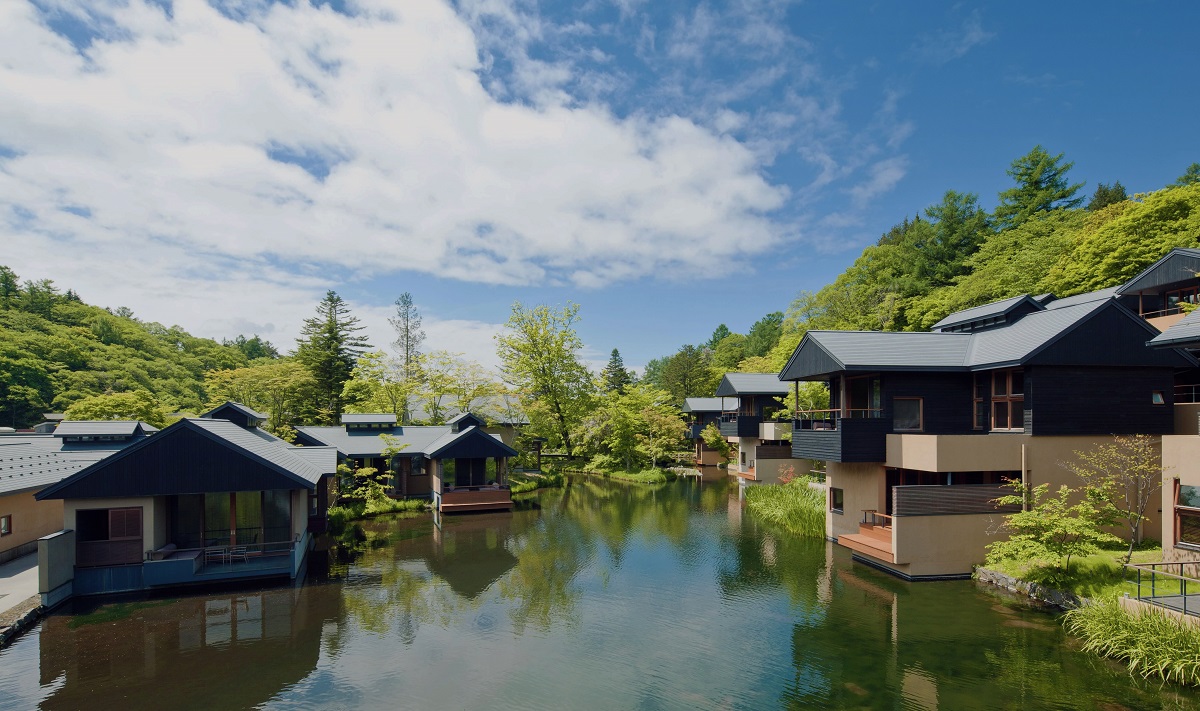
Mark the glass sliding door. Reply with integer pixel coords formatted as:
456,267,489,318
204,493,232,547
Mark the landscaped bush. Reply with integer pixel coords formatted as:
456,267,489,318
1064,596,1200,687
509,470,565,494
744,476,825,538
604,468,674,484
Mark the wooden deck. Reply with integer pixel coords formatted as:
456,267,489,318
836,522,894,564
439,488,513,513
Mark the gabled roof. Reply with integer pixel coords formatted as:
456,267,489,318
53,420,149,438
424,426,518,460
37,418,333,500
1149,308,1200,348
294,424,450,458
0,443,99,496
202,401,268,421
780,298,1193,380
714,373,791,396
1042,287,1119,310
1117,248,1200,295
342,413,397,425
447,412,486,431
930,294,1042,331
682,397,738,413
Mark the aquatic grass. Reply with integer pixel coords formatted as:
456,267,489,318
509,470,565,494
69,599,176,629
603,468,674,484
1064,596,1200,686
744,477,825,538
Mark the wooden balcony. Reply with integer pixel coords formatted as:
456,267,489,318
792,411,889,462
438,487,513,513
835,511,894,563
719,414,762,438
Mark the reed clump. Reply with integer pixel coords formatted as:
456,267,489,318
1063,596,1200,687
744,476,825,538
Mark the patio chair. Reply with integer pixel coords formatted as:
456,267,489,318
228,545,248,564
204,546,227,566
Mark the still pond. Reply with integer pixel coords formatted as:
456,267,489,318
1,476,1197,710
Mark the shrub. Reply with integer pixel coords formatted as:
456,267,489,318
744,476,825,538
1064,597,1200,686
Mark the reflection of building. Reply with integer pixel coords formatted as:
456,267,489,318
36,586,332,710
36,411,337,599
427,514,520,599
295,412,518,513
714,374,796,483
0,421,153,563
682,397,733,468
782,289,1192,579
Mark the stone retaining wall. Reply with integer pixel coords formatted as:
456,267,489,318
0,595,44,649
975,566,1082,610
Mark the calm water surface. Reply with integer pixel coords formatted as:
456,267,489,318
2,477,1197,710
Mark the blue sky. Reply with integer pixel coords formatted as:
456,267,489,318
2,1,1197,372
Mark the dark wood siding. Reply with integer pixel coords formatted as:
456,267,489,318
882,372,975,435
1026,366,1176,435
48,427,314,499
792,418,890,462
1031,305,1193,369
780,338,842,380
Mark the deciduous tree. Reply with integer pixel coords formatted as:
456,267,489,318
1063,434,1164,563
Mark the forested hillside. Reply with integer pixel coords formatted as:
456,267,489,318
0,268,273,428
643,151,1200,402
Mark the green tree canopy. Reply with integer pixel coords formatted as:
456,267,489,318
744,312,784,358
63,390,172,428
1086,181,1128,211
602,348,632,393
1172,162,1200,187
295,291,371,424
994,145,1084,229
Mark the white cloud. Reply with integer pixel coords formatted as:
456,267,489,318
847,156,908,208
0,0,790,347
911,10,994,65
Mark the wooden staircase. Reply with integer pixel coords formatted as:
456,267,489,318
836,517,894,563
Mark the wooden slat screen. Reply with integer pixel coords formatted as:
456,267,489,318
892,484,1019,517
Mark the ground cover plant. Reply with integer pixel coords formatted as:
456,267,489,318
1065,597,1200,687
743,474,825,538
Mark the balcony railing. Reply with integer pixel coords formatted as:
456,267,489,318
861,510,893,527
793,408,884,431
1125,560,1200,617
1178,384,1200,404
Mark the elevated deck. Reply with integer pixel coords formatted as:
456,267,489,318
438,487,513,513
836,518,894,564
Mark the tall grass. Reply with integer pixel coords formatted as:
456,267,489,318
744,477,825,538
1064,597,1200,687
509,470,565,494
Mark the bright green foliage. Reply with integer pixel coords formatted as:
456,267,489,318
1172,162,1200,187
1042,183,1200,295
495,302,594,454
917,190,992,286
700,422,731,463
63,389,172,427
986,479,1121,581
418,350,499,424
602,348,632,393
707,324,732,350
388,292,424,423
223,334,279,360
1087,181,1128,211
1062,434,1163,563
993,145,1084,229
1064,597,1200,687
295,291,371,424
341,351,414,419
581,383,687,472
744,311,784,358
660,344,718,404
206,359,317,437
710,333,747,370
744,475,825,538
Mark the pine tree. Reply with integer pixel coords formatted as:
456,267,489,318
296,291,370,424
388,292,425,423
602,348,632,393
707,324,732,350
994,145,1084,229
1172,163,1200,187
1086,181,1128,211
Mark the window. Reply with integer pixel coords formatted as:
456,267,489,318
1153,391,1166,406
973,375,987,430
1178,483,1200,547
0,514,10,536
893,397,923,431
830,487,844,514
990,369,1024,431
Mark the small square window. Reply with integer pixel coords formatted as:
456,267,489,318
893,398,923,431
0,515,10,536
830,488,844,514
1152,391,1166,406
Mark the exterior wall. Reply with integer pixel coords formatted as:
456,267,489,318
1162,434,1200,561
890,513,1007,578
1175,404,1200,436
291,490,307,540
63,496,165,550
1148,313,1187,332
696,449,723,466
886,434,1025,472
736,436,760,474
0,491,64,564
1027,366,1175,436
753,457,808,485
825,461,886,540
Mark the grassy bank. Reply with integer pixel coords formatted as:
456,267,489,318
1064,597,1200,686
570,467,679,484
743,477,825,538
509,470,565,494
985,544,1165,599
328,499,429,532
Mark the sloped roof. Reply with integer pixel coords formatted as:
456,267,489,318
424,426,518,460
294,424,452,458
930,294,1040,331
286,445,339,474
342,413,397,425
682,397,738,413
202,401,267,421
966,299,1108,366
1117,248,1200,295
53,420,148,437
186,419,329,485
1149,308,1200,348
715,373,791,396
795,331,972,371
1042,287,1119,310
0,443,99,496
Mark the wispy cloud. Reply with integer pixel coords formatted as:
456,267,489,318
911,10,993,65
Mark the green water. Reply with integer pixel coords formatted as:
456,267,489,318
2,477,1197,710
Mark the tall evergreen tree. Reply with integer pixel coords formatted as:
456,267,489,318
0,266,20,309
744,312,784,358
1087,181,1128,211
994,145,1084,229
707,324,732,350
296,291,370,424
602,348,632,393
388,292,425,423
661,344,714,403
1172,162,1200,187
917,190,991,285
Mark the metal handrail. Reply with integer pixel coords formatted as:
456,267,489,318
861,509,893,527
1124,560,1200,617
148,539,298,562
1176,384,1200,404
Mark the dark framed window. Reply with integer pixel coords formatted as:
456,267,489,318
0,514,10,536
830,487,844,514
973,374,987,430
1153,391,1166,406
991,369,1024,431
1176,483,1200,547
893,397,923,432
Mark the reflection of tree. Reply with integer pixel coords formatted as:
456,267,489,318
499,509,593,634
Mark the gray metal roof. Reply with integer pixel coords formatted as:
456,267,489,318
715,373,791,396
53,420,147,437
341,413,398,425
0,443,101,495
202,401,268,421
967,299,1108,366
294,424,453,458
1149,308,1200,348
286,445,339,474
424,426,519,460
187,419,331,485
682,397,738,413
1117,248,1200,295
930,294,1038,331
1042,287,1119,310
800,331,972,370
